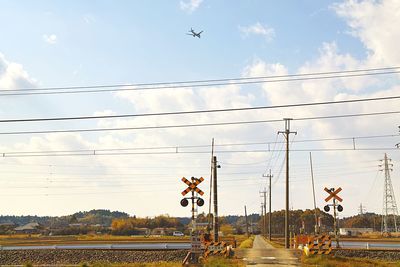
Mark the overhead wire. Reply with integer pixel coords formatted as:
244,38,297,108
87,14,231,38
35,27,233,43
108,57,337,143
0,147,398,158
0,132,396,156
0,110,398,136
1,95,400,123
1,67,399,96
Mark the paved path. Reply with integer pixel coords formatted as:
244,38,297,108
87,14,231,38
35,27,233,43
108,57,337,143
237,235,300,266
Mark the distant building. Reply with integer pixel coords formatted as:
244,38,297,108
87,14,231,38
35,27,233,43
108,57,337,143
14,222,41,234
339,227,373,236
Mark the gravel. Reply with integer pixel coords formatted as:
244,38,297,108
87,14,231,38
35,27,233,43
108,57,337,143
0,249,187,265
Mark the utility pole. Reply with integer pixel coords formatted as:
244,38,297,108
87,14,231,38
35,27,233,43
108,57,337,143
212,156,220,241
268,170,272,241
260,203,264,235
245,205,249,237
260,188,267,236
207,139,214,233
264,188,267,238
263,170,273,241
278,118,297,249
309,152,319,234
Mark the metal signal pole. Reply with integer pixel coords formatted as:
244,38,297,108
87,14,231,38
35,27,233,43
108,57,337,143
212,156,220,241
278,118,297,249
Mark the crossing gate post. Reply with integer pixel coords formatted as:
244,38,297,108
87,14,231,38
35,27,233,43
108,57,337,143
180,176,205,264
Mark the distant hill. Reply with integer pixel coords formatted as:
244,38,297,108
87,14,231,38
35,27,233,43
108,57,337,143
0,209,129,227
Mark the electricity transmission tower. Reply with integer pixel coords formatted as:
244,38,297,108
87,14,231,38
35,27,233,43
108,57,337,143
380,153,399,233
358,203,366,216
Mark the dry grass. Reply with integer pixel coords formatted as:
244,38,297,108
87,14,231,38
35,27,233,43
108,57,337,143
78,262,182,267
238,236,254,249
203,257,245,266
302,255,400,267
75,258,245,267
0,234,189,246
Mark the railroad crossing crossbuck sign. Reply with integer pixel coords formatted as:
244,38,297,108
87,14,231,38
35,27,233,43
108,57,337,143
180,177,205,208
323,187,343,213
181,177,204,196
324,187,342,202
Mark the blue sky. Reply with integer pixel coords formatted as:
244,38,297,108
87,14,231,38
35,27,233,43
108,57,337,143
0,0,400,220
0,0,363,86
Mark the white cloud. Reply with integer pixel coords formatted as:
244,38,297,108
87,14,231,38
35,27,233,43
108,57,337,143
239,22,275,42
333,0,400,66
180,0,203,13
43,34,57,45
0,53,37,90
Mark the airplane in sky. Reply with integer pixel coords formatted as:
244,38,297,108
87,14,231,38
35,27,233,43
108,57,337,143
187,28,203,38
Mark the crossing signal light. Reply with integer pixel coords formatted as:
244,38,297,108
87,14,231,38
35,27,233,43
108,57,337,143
337,205,343,212
324,205,330,212
197,198,204,207
180,198,189,207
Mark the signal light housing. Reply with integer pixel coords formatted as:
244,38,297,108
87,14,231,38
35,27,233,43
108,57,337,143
197,198,204,207
180,198,189,207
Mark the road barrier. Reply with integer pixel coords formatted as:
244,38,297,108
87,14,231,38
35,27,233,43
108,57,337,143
203,241,229,258
305,235,332,255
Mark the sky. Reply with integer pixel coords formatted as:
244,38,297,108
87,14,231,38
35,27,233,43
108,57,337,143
0,0,400,220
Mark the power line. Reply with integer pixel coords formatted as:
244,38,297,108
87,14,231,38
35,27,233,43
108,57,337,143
0,147,395,158
0,110,397,135
2,95,400,123
0,132,397,156
1,67,399,96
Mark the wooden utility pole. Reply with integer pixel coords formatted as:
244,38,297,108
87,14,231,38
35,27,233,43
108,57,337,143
263,170,273,240
207,139,214,232
244,205,249,237
260,203,264,235
263,188,267,237
260,188,267,236
212,156,219,241
266,170,273,241
278,118,297,249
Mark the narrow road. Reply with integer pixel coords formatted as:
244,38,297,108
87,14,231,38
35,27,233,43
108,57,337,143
237,235,300,266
